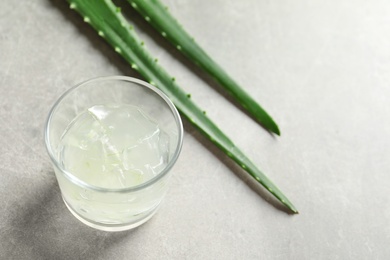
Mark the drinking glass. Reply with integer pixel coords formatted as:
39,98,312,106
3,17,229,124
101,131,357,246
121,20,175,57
45,76,183,231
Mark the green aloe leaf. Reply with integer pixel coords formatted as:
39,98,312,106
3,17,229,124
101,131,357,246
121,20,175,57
128,0,280,135
67,0,297,213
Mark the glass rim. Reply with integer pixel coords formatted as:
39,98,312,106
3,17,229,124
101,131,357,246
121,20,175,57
44,76,183,193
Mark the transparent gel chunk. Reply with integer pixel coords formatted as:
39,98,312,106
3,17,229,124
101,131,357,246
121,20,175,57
59,104,171,189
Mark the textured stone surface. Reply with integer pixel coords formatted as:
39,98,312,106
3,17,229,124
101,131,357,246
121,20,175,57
1,0,390,259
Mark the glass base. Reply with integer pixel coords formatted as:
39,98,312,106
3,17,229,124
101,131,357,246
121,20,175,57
62,197,158,232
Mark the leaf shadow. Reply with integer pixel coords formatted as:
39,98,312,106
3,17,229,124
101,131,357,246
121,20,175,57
182,120,293,215
48,0,141,79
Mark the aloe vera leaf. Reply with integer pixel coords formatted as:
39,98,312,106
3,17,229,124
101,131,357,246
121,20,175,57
128,0,280,135
68,0,297,213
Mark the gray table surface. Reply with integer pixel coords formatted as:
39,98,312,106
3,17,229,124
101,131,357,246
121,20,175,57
1,0,389,259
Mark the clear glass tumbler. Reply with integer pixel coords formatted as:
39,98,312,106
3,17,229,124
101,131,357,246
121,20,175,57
45,76,183,231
